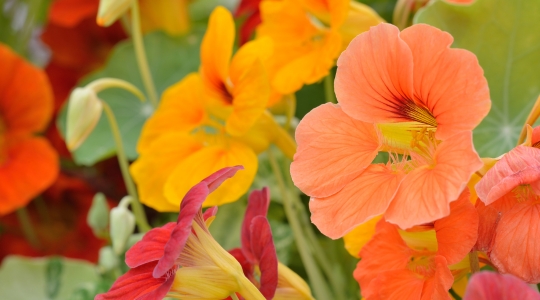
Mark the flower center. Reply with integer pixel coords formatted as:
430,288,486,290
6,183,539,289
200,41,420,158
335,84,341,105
513,185,539,203
407,253,437,278
400,100,438,128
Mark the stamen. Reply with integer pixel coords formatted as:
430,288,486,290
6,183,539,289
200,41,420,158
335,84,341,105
400,100,438,127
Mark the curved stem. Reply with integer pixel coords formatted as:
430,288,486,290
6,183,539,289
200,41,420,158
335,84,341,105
324,73,336,104
87,78,146,102
130,1,159,108
102,102,151,232
469,251,480,274
267,148,333,300
230,293,240,300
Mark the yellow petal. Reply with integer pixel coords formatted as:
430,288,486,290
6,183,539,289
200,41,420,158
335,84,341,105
275,262,315,300
230,37,274,84
164,140,258,207
343,215,381,258
339,1,384,49
200,6,235,92
139,0,190,36
130,132,204,212
172,266,239,299
137,73,206,153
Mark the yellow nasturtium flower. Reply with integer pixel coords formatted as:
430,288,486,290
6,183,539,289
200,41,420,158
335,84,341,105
257,0,383,94
131,7,295,212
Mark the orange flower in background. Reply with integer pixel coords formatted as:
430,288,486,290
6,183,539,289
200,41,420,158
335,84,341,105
0,44,59,215
291,23,490,237
354,190,478,299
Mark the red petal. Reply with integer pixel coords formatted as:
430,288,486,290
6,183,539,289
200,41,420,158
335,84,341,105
125,223,175,268
250,216,278,299
241,187,271,262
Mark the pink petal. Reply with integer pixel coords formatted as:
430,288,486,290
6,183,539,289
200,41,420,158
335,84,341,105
464,272,540,300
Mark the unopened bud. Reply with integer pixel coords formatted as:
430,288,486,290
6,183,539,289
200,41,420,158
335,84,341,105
66,87,103,151
110,196,136,255
98,246,119,271
97,0,134,27
87,193,109,237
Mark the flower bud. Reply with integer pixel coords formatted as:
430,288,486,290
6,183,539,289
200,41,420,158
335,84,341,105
66,87,103,151
98,246,119,271
97,0,134,27
110,196,136,255
87,193,109,237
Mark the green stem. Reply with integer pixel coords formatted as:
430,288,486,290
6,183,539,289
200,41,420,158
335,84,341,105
102,102,151,232
230,293,240,300
324,73,336,103
16,208,41,249
268,148,333,300
130,1,159,108
469,251,480,274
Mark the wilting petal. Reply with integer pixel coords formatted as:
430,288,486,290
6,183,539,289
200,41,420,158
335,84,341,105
386,132,482,229
310,164,404,239
400,24,490,140
0,138,59,215
125,222,175,268
291,103,380,198
200,6,234,91
463,272,540,300
476,146,540,205
131,133,204,212
434,189,478,265
95,262,173,300
242,188,271,262
0,44,53,137
473,200,499,252
164,142,257,208
335,23,414,125
137,73,206,153
250,216,278,299
343,215,382,258
490,201,540,283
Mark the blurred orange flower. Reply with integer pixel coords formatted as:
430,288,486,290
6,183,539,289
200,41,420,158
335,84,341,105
0,44,59,215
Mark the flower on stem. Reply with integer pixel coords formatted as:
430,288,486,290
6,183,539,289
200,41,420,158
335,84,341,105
354,190,478,299
291,23,490,237
463,271,540,300
132,7,296,212
96,166,266,300
0,44,59,215
229,187,314,299
474,126,540,283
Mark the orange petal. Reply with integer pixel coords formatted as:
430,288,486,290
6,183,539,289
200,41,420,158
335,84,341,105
131,133,204,212
0,138,59,215
400,24,490,140
532,126,540,145
473,200,499,253
335,23,414,125
0,44,53,137
47,0,98,27
137,73,206,153
291,103,380,198
385,131,482,229
310,164,404,239
434,189,478,265
490,201,540,283
200,6,234,92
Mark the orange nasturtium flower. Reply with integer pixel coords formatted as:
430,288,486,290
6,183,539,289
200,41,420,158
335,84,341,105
291,23,490,238
0,44,59,215
131,7,295,212
354,190,478,299
257,0,383,95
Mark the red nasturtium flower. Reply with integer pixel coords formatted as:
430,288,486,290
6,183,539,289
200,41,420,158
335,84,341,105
474,126,540,283
235,0,262,45
291,23,490,237
354,190,478,299
0,44,59,215
97,166,265,300
463,272,540,300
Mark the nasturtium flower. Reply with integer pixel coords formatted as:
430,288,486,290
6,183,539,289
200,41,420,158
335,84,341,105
229,187,315,300
0,44,59,215
291,23,490,237
354,190,478,300
235,0,263,45
97,166,266,300
257,0,383,94
474,127,540,283
463,272,540,300
132,7,295,212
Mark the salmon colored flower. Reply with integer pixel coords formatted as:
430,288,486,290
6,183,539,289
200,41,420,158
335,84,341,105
354,190,478,300
229,187,314,299
132,7,295,212
0,44,59,215
474,130,540,283
463,272,540,300
291,23,489,237
97,166,266,300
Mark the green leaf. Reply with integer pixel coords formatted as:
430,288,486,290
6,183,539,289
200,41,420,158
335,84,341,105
0,256,99,300
415,0,540,157
58,29,204,166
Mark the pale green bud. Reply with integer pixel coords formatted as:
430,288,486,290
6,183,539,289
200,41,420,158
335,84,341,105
98,246,119,271
87,193,109,237
110,196,136,255
97,0,134,27
66,87,103,151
